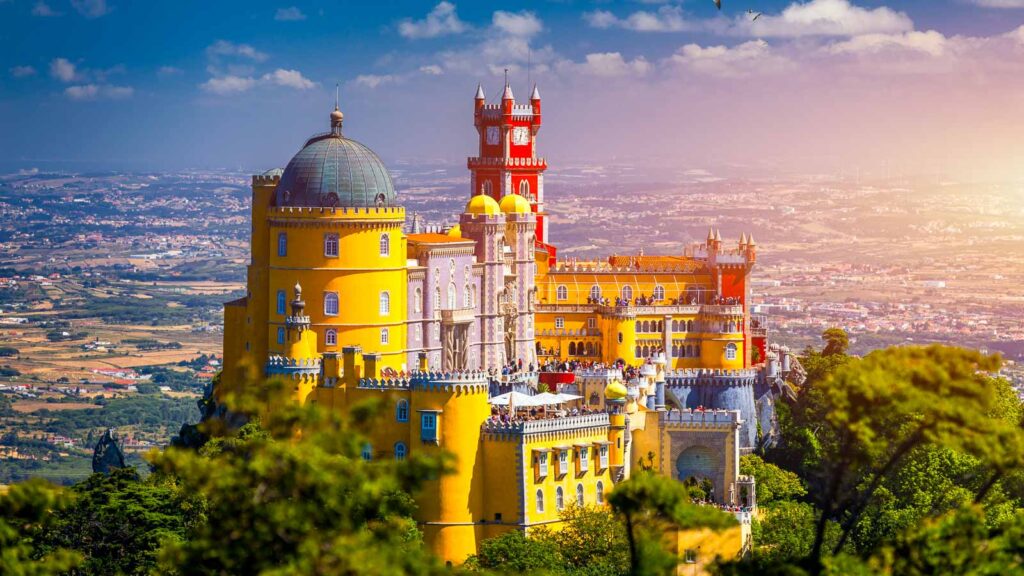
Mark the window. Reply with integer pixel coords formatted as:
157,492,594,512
519,179,530,197
579,446,589,472
421,412,438,443
555,317,565,329
599,445,609,469
325,329,337,346
470,284,477,308
559,450,568,475
596,481,604,504
394,442,406,461
726,343,738,361
588,317,596,329
538,452,549,477
482,180,492,196
277,232,287,257
568,342,576,356
618,332,623,343
379,291,390,316
434,286,441,310
381,328,389,345
576,484,585,507
324,292,339,316
556,487,565,511
621,285,633,302
277,327,285,344
536,489,544,513
447,282,457,309
324,233,339,257
276,290,287,315
396,399,409,422
379,233,390,257
464,284,471,308
653,285,665,301
683,549,698,564
556,285,568,301
590,285,601,301
361,443,372,461
414,287,422,313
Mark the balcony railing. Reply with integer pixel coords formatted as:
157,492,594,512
440,307,475,324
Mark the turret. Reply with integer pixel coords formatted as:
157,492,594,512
530,84,541,125
502,80,515,115
474,83,485,115
746,234,757,263
739,233,748,252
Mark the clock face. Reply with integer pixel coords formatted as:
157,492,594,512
486,126,499,145
512,126,530,146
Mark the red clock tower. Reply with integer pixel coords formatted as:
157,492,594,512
469,81,550,244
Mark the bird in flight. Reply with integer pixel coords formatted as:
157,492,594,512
747,9,762,20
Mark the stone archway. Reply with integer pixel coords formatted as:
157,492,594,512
675,446,717,485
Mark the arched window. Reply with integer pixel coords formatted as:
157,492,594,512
556,285,568,301
556,486,565,511
394,442,406,461
434,286,441,310
447,282,457,309
695,344,701,357
635,345,642,358
379,291,390,316
464,284,471,308
536,489,544,513
379,233,390,257
276,289,286,315
634,321,641,333
568,342,577,356
672,344,679,358
482,180,493,196
687,320,694,332
596,481,604,504
577,342,585,356
590,285,601,301
470,284,477,308
396,399,409,422
657,321,664,333
380,328,390,345
642,345,650,358
576,483,585,507
686,344,693,358
672,319,679,332
519,179,530,197
726,343,738,360
642,321,650,333
361,443,372,461
414,287,422,313
618,332,623,344
324,292,339,316
586,342,594,356
621,285,633,302
277,232,287,257
324,233,339,257
653,285,665,301
325,329,337,346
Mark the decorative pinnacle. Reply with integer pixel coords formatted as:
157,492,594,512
531,83,540,100
330,83,344,133
475,83,485,100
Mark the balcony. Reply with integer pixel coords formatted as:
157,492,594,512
440,307,475,324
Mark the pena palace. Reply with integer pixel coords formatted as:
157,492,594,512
219,81,804,572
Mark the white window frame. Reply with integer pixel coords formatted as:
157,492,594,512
590,285,601,301
558,449,568,475
536,489,544,513
653,285,665,301
324,233,339,257
556,285,568,301
538,452,549,477
588,317,596,329
414,287,422,313
396,399,409,422
379,291,390,316
325,329,337,347
379,233,390,257
596,481,604,504
555,317,565,330
324,292,339,316
381,328,389,345
599,445,609,469
519,179,530,197
556,486,564,511
621,285,633,301
726,343,737,360
579,446,589,472
576,483,585,507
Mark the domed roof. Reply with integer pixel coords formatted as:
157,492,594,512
605,380,628,400
272,107,395,209
466,194,500,216
499,193,532,214
447,224,462,238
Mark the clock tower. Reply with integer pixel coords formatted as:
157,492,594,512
469,81,549,244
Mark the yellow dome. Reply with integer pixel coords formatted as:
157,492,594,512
447,224,462,238
605,380,628,400
499,193,532,214
466,194,501,216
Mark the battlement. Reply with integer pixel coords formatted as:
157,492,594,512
665,368,759,386
252,174,281,186
481,412,610,437
357,369,489,393
467,157,547,169
265,355,321,378
575,369,624,380
267,205,405,219
660,408,742,428
548,260,705,274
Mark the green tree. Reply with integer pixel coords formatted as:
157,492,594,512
545,505,630,576
466,530,563,574
0,479,82,576
820,329,849,357
739,455,806,506
607,472,737,575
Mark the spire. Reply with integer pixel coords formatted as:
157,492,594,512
330,83,344,135
748,235,756,247
740,233,747,246
290,282,306,316
502,68,514,100
475,83,485,100
531,83,540,100
707,227,714,243
715,229,722,242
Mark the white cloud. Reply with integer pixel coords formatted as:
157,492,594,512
70,0,109,18
10,66,37,77
568,52,653,77
274,6,306,21
157,66,182,76
261,68,316,89
736,0,913,38
492,10,542,37
206,40,268,62
64,84,133,100
965,0,1024,6
398,2,467,39
667,40,793,78
583,5,692,33
828,30,948,57
31,1,60,16
50,58,78,82
200,75,257,94
419,64,444,75
354,74,396,89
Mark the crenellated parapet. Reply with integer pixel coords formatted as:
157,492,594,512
357,369,490,394
481,413,611,441
265,355,321,378
660,408,742,429
252,174,281,186
665,368,759,387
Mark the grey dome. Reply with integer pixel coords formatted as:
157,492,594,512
273,130,395,209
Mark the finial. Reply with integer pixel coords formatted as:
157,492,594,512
475,83,485,100
291,282,306,316
502,69,514,100
330,84,344,134
294,282,302,299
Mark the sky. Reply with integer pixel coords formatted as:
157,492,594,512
2,0,1024,180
